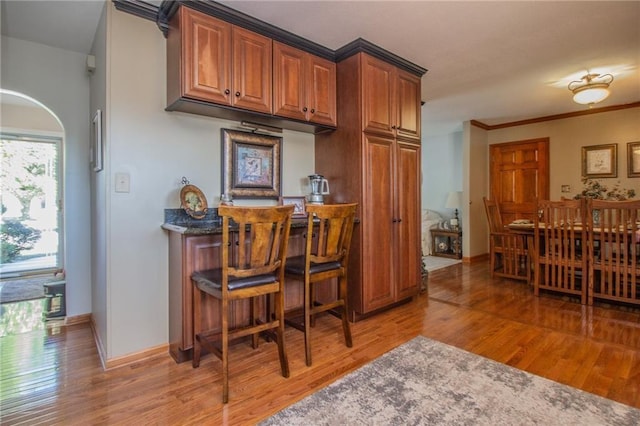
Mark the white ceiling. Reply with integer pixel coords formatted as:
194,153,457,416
2,1,639,137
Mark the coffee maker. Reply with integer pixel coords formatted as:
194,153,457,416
307,174,330,204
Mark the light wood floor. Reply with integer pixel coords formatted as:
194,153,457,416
2,261,639,425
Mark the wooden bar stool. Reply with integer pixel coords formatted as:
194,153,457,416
285,203,357,366
191,204,294,403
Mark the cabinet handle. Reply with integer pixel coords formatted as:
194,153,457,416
224,89,230,95
392,218,398,223
303,107,308,112
398,218,402,223
310,109,315,113
391,125,396,129
235,91,241,97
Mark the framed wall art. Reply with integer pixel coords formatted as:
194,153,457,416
92,109,103,172
221,128,282,198
581,143,617,178
279,196,307,218
628,141,640,178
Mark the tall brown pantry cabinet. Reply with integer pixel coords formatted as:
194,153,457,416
316,49,426,320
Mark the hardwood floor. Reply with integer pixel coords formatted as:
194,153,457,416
2,260,639,425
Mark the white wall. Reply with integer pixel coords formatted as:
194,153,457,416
1,35,92,317
421,130,462,218
100,5,315,359
90,3,109,360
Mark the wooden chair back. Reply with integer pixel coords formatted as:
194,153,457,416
304,203,357,270
483,197,505,232
219,205,294,288
586,199,640,306
483,197,530,281
534,199,587,303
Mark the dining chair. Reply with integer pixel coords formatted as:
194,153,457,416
586,199,640,306
483,197,530,282
284,203,357,366
191,204,294,403
534,199,587,304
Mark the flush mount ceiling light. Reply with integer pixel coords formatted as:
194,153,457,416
568,73,614,105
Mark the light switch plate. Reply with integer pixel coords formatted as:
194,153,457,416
115,172,130,193
561,185,571,193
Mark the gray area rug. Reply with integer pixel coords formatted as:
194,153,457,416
423,255,461,272
0,277,48,304
261,336,640,425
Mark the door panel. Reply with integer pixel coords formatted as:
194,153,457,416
362,134,395,311
395,141,421,300
490,138,549,224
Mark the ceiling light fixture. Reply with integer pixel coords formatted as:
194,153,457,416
568,73,614,106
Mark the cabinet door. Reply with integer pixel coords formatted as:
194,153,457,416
395,141,421,300
362,54,396,137
232,26,272,113
181,7,232,105
273,41,307,121
361,134,396,312
184,234,224,350
307,54,337,126
396,70,421,141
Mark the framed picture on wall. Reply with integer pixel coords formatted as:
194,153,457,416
581,143,617,178
92,109,103,172
628,141,640,178
221,128,282,199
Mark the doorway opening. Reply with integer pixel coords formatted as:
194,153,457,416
0,90,65,335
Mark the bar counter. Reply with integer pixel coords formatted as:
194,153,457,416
163,212,332,363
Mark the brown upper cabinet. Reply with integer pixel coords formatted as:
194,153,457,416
168,6,272,115
362,54,421,141
273,41,337,127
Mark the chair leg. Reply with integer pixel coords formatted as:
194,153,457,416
221,299,229,404
303,277,312,367
339,275,352,348
192,282,202,368
250,297,258,349
275,285,289,378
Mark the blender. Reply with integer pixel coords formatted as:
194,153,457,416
308,174,330,204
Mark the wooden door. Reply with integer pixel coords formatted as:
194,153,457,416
395,141,421,300
307,54,337,126
232,26,272,113
490,138,549,224
181,7,232,104
272,41,306,121
361,54,395,137
395,70,421,142
361,133,395,312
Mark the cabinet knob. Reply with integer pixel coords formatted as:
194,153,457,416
224,89,230,95
235,92,241,97
310,109,315,113
303,107,308,112
391,125,396,129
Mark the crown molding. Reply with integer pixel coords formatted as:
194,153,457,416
114,1,427,75
471,101,640,131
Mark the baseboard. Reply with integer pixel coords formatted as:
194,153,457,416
88,315,169,370
63,313,92,326
103,343,169,370
463,253,489,264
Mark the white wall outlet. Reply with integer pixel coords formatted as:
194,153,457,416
115,172,130,193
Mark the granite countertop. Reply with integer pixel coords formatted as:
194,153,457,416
162,208,313,235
